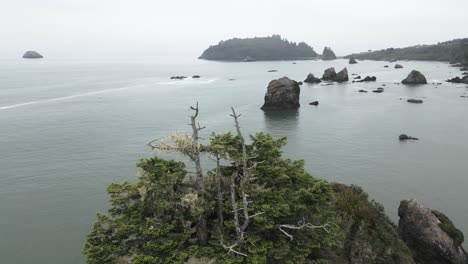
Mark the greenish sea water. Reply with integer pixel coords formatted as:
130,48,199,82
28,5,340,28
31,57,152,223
1,56,467,263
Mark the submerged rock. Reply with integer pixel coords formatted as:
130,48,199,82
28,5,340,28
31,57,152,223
22,51,43,59
398,199,468,264
447,76,468,84
402,70,427,84
192,75,201,78
268,70,278,72
357,76,377,82
349,57,358,64
358,89,368,93
373,88,384,93
395,64,404,69
399,134,419,141
261,77,300,110
304,73,321,83
309,101,319,106
171,76,187,80
407,99,424,104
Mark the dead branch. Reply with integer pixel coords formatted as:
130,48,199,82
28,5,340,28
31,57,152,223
276,219,330,241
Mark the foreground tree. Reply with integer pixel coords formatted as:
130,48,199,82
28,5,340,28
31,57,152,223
83,105,343,263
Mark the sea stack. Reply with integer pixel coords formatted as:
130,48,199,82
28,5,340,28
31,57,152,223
261,77,300,110
349,57,358,64
322,47,337,60
22,51,43,59
402,70,427,84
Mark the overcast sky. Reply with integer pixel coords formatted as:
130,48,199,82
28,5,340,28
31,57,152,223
1,0,467,58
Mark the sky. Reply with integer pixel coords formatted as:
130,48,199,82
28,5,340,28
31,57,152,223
1,0,467,58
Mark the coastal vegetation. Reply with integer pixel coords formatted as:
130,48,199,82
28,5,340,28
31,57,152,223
345,38,468,65
83,106,416,264
199,35,318,61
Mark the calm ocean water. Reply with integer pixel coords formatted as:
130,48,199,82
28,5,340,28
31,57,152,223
1,56,467,263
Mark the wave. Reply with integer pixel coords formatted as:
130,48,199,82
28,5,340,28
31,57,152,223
0,87,129,110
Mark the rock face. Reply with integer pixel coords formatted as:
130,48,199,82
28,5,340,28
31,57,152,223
304,73,321,83
335,67,349,82
349,57,358,64
398,199,468,264
261,77,300,110
322,47,337,60
402,70,428,84
322,67,337,81
22,51,43,59
395,64,404,69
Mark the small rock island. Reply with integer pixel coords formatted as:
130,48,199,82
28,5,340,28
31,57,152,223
261,77,300,110
199,35,318,61
22,51,43,59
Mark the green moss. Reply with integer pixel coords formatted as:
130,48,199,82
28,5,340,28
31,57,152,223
432,210,464,247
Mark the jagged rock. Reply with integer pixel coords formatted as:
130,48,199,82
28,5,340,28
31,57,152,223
402,70,427,84
395,64,404,69
349,57,358,64
322,67,337,81
322,47,337,60
399,134,419,141
309,101,319,106
398,199,468,264
192,75,201,78
22,51,43,59
407,99,423,104
335,68,349,82
447,76,468,84
261,77,300,110
304,73,321,83
357,76,377,82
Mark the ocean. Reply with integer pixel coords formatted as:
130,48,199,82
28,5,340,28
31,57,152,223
1,56,467,263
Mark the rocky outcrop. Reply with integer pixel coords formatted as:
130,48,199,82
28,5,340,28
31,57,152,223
335,67,349,82
309,101,319,106
349,57,358,64
395,64,404,69
398,199,468,264
171,76,187,80
316,184,416,264
261,77,300,110
322,67,337,81
192,75,201,78
321,67,348,82
447,76,468,84
22,51,43,59
357,76,377,82
322,47,337,60
304,73,321,83
402,70,428,84
373,88,384,93
399,134,419,141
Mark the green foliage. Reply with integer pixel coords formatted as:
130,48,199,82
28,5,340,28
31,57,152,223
84,131,342,263
199,35,318,61
432,210,464,247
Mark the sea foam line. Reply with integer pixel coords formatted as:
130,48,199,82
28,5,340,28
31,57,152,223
0,87,129,110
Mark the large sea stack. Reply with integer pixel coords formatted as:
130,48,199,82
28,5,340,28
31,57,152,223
322,47,337,60
335,67,349,82
322,67,337,81
402,70,427,84
261,77,300,110
398,199,468,264
22,51,43,59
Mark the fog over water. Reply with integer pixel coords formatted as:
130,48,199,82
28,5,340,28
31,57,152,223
1,0,468,58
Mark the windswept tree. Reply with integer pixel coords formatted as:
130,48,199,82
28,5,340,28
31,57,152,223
83,105,342,264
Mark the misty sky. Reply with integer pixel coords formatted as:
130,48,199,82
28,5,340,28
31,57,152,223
1,0,467,57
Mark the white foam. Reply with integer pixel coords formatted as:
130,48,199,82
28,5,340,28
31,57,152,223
0,87,128,110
